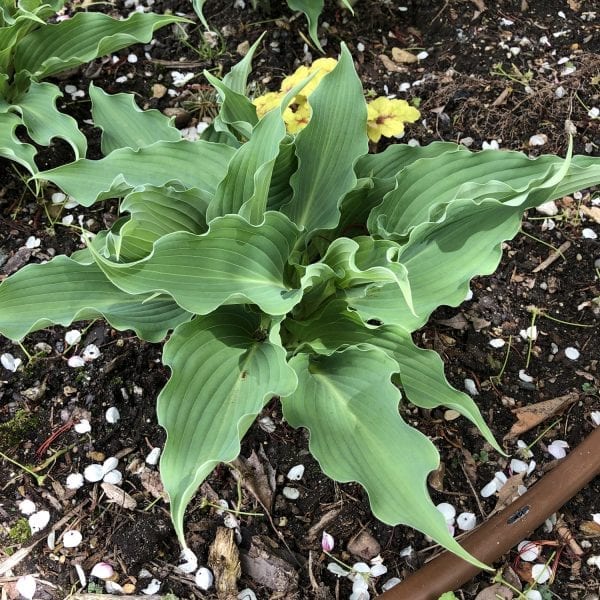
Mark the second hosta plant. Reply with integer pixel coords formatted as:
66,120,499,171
1,43,600,567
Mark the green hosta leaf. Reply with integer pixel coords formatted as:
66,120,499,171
0,256,191,342
89,83,180,154
266,138,296,211
281,347,486,568
0,111,37,173
222,33,264,94
286,0,324,51
90,212,304,316
16,81,87,159
112,186,211,261
282,44,368,234
283,299,500,453
367,144,591,240
191,0,209,29
33,139,236,205
355,141,457,181
14,11,188,80
158,307,297,544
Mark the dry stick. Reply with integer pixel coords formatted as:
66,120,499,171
532,240,571,273
380,424,600,600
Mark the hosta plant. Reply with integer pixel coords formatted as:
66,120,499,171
0,0,186,174
1,42,600,567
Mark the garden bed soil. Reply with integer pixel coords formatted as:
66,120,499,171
1,1,599,599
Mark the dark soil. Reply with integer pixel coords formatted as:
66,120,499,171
1,1,599,599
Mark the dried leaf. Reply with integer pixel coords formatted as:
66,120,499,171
232,449,275,511
491,87,512,107
469,0,487,12
580,520,600,536
347,529,381,561
101,482,137,509
493,472,525,513
140,469,169,502
505,392,578,438
428,461,446,491
580,205,600,224
391,47,418,64
475,583,513,600
435,313,469,330
379,54,406,73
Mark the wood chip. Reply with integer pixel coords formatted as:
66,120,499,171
100,482,137,509
379,54,406,73
532,240,571,273
505,392,579,438
580,205,600,224
493,472,525,513
391,47,418,64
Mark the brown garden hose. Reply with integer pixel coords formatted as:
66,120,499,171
381,424,600,600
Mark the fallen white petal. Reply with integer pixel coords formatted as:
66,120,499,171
321,530,334,552
399,545,413,557
531,563,552,584
587,555,600,570
518,540,540,562
47,530,56,550
591,411,600,427
19,499,37,515
582,228,598,239
352,576,369,593
286,464,305,481
494,471,508,486
370,563,387,577
526,591,542,600
141,578,161,595
238,589,258,600
51,192,66,204
67,356,85,368
195,567,214,590
520,325,538,341
105,581,123,594
28,510,50,533
547,440,569,459
457,512,476,531
481,479,498,498
74,563,87,587
84,464,104,482
82,344,100,361
588,107,600,119
535,200,558,216
529,134,548,147
416,51,429,60
282,486,300,500
518,370,534,383
258,416,276,433
464,378,479,396
1,353,22,372
103,470,122,485
25,236,41,249
517,440,534,458
63,529,83,548
564,347,580,360
16,575,36,600
74,419,91,434
527,460,536,476
352,562,371,574
102,457,119,474
66,473,84,490
105,407,120,423
146,447,161,465
382,577,402,591
510,458,528,473
91,562,114,579
489,338,506,348
436,502,456,523
65,330,82,345
177,548,198,573
223,512,239,529
327,562,350,577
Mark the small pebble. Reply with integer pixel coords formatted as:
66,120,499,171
146,447,161,465
105,407,120,423
488,338,505,348
582,228,597,239
518,370,534,383
127,53,138,63
74,419,91,434
564,347,580,360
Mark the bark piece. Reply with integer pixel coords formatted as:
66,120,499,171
347,529,381,561
208,527,241,599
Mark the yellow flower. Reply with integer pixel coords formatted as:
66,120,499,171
282,96,311,134
253,91,285,118
281,58,338,98
281,65,311,94
366,97,420,143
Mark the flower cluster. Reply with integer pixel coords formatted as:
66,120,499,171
253,58,420,142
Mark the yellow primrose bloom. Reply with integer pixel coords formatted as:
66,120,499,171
281,58,338,98
253,91,285,118
282,96,311,134
281,65,311,93
367,97,420,143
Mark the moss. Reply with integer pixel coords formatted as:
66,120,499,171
0,409,40,451
8,517,31,543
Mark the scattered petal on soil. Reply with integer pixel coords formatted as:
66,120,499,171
146,447,161,465
84,464,104,482
489,338,506,348
436,502,456,523
592,412,600,427
1,352,22,372
510,458,529,474
518,370,534,383
102,457,119,474
535,200,558,216
547,440,569,459
582,228,598,239
105,406,120,423
67,356,85,368
518,540,541,562
286,464,305,480
66,473,84,490
141,578,161,594
47,530,55,550
62,530,82,548
105,580,123,593
177,548,198,573
18,499,36,515
587,555,600,571
529,134,548,147
16,575,36,600
564,347,580,360
195,567,214,590
103,469,122,485
258,416,276,433
74,419,91,434
91,562,115,579
282,486,300,500
382,577,402,591
370,563,388,577
464,378,479,396
525,590,542,600
74,563,86,587
322,531,335,552
25,236,40,249
520,326,538,341
328,562,350,577
531,563,552,584
65,330,82,345
238,589,258,600
28,510,50,534
457,512,477,531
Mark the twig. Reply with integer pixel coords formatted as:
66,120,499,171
532,240,571,273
